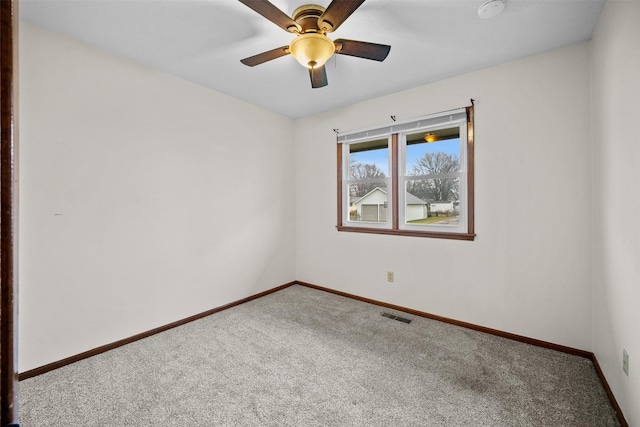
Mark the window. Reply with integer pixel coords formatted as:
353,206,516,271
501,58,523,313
337,106,474,240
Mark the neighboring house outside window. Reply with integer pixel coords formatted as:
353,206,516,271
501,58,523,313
337,106,474,240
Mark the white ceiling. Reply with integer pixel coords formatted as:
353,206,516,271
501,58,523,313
19,0,605,119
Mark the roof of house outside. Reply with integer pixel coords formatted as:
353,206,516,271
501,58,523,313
353,187,428,206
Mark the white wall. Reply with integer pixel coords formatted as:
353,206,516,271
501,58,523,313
295,43,593,351
19,22,296,372
591,1,640,424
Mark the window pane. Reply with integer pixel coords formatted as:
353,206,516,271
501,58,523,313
406,128,460,175
349,138,388,178
348,182,387,222
405,178,460,226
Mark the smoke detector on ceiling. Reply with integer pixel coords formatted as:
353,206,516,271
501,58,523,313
478,0,505,19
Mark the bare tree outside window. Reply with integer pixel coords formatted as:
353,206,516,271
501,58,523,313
406,152,459,202
349,158,386,198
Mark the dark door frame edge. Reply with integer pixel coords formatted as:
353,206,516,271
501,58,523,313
1,0,20,425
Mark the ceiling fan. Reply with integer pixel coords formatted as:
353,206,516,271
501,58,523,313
238,0,391,88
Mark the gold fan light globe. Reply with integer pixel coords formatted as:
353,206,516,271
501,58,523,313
289,33,335,69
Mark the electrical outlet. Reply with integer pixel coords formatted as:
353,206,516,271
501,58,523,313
387,271,394,282
623,349,629,376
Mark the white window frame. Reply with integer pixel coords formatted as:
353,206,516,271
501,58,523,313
337,106,474,240
341,135,392,229
398,116,468,234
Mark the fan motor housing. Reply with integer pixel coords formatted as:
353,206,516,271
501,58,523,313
292,4,328,33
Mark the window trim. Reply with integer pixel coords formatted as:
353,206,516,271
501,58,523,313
336,106,475,241
340,136,393,229
398,119,468,234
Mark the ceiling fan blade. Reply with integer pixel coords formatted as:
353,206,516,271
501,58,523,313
240,46,290,67
309,65,328,88
334,39,391,62
238,0,301,33
319,0,365,32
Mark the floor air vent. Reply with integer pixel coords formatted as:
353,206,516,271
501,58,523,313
381,312,412,324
